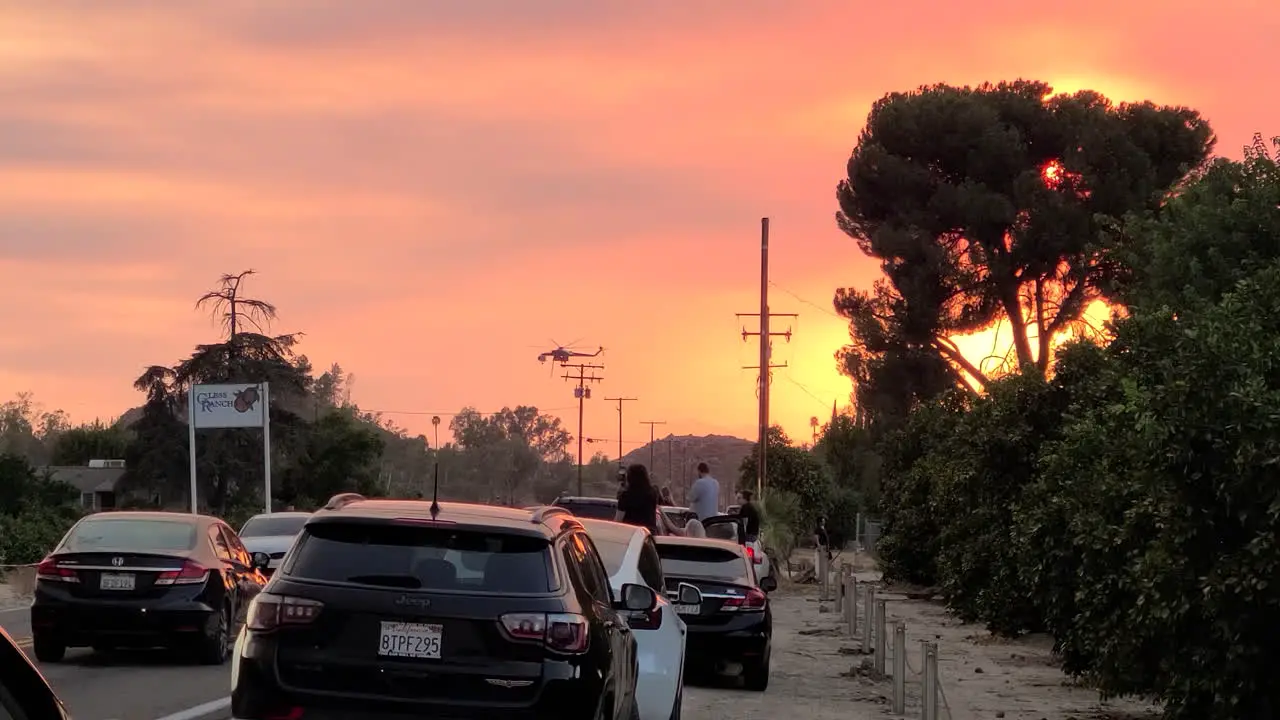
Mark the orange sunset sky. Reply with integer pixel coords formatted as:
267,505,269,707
1,1,1277,456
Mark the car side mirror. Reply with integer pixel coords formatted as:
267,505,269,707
618,583,657,612
676,582,702,606
250,551,271,570
759,575,778,593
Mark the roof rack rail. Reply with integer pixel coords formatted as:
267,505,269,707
529,505,574,525
322,492,366,511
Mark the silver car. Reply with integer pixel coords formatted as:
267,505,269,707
237,511,311,576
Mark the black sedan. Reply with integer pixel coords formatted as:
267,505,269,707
654,536,776,691
0,625,68,719
30,510,270,664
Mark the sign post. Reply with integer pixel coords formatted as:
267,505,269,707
187,382,271,515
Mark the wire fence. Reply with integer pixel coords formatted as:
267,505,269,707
817,555,953,720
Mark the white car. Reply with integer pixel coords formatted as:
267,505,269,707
580,518,703,720
701,515,772,583
237,511,311,576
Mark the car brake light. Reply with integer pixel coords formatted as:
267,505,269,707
745,546,757,562
499,612,590,654
154,560,210,586
247,592,324,632
35,558,78,583
720,588,767,612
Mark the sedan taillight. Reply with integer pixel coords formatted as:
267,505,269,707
721,588,767,612
154,560,209,586
35,558,78,583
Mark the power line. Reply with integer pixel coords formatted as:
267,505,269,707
769,281,843,319
781,373,836,409
361,406,578,417
603,396,639,465
639,421,666,473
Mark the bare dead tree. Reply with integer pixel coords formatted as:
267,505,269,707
196,270,277,341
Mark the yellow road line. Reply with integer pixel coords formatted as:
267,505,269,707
14,637,31,647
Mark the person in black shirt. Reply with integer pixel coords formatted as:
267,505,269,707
814,515,832,560
615,464,660,533
737,489,762,541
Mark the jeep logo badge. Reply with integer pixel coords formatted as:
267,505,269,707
395,595,431,609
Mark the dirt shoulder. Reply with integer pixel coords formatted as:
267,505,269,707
683,553,1158,720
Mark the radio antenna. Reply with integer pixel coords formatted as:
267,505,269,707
429,460,441,519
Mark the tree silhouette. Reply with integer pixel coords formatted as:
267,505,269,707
196,270,278,341
834,80,1214,412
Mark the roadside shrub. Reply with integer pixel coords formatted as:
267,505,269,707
874,395,967,587
932,371,1061,635
1032,266,1280,718
759,489,800,571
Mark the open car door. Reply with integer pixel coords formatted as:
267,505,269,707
700,515,746,544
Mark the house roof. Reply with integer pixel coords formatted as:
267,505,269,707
42,466,126,493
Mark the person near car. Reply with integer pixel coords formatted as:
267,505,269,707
737,489,762,541
615,467,628,500
658,486,675,505
616,463,660,533
689,462,720,520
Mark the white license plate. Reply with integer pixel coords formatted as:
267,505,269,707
99,573,135,591
673,603,700,615
378,621,443,659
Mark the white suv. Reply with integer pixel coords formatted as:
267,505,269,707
580,519,703,720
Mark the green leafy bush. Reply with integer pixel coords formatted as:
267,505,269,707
1032,266,1280,718
874,396,968,587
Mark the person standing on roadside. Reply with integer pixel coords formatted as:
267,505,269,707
737,489,762,541
616,464,660,534
689,462,720,520
658,486,675,506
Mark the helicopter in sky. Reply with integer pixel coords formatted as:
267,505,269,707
537,342,604,365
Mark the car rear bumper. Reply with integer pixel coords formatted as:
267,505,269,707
231,632,603,720
31,590,216,645
685,626,770,666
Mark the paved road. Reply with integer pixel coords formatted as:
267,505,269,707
0,606,231,720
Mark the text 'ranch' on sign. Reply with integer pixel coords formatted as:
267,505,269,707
191,383,267,429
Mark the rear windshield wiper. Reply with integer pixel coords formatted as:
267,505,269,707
347,574,423,588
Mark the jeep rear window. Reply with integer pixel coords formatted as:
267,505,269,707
656,543,750,584
285,522,555,593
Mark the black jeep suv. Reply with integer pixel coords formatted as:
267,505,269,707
230,497,655,720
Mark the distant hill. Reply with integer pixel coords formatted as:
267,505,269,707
617,433,755,505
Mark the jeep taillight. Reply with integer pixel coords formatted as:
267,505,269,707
246,592,324,632
499,612,590,654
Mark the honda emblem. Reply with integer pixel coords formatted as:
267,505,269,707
111,557,124,567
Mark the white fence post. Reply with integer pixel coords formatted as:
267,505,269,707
844,573,857,636
874,599,887,675
862,585,876,653
892,621,906,714
818,549,830,601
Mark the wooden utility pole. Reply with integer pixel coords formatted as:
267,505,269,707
737,218,797,500
604,396,638,467
639,421,666,472
562,363,605,495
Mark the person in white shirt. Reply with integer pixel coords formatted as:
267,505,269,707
689,463,720,520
